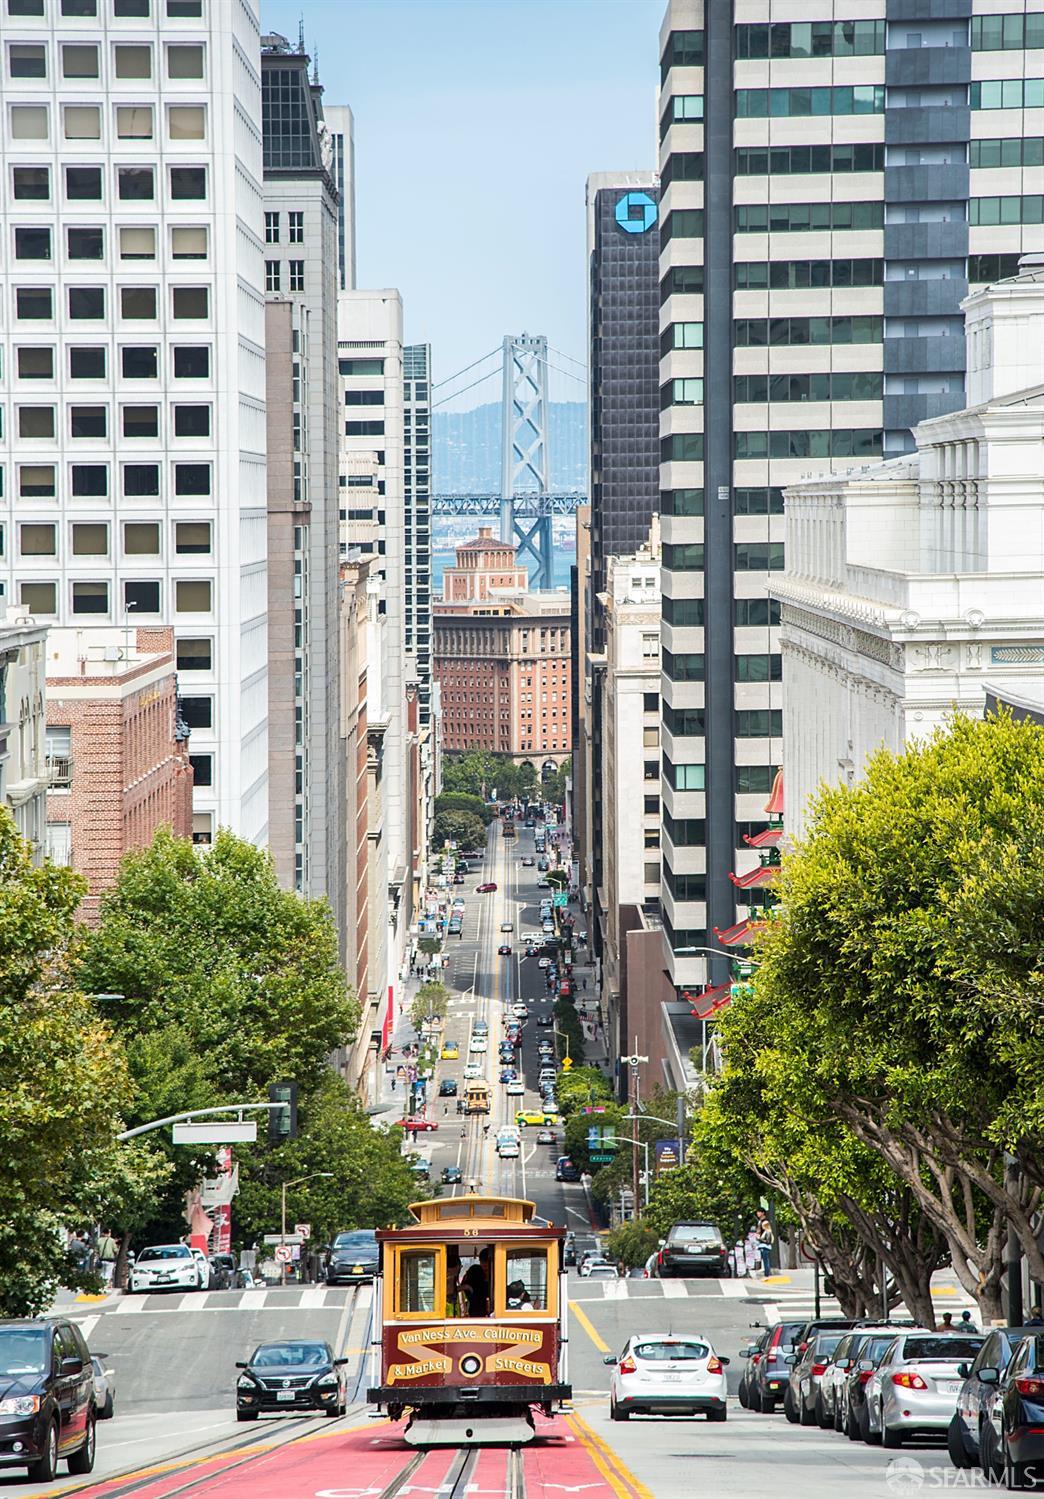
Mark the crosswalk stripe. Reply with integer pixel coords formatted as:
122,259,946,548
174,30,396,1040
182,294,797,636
238,1289,268,1309
660,1280,688,1299
77,1314,100,1340
600,1279,628,1299
720,1279,749,1298
181,1292,209,1310
299,1286,327,1308
111,1297,145,1314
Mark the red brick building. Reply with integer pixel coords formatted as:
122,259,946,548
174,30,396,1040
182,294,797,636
434,531,572,764
45,627,193,920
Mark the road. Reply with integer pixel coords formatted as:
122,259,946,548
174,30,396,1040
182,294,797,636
39,821,966,1497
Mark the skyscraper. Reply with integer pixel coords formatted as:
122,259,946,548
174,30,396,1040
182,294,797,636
324,104,356,293
657,1,1044,994
403,344,433,729
1,0,269,849
261,34,345,947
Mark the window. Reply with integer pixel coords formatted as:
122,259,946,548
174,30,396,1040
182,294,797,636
61,0,97,13
735,429,882,460
179,695,212,728
10,43,47,78
970,138,1044,170
121,346,158,380
16,289,53,321
264,211,279,243
969,253,1023,284
735,142,884,176
736,84,884,117
69,348,106,379
734,315,883,347
971,79,1044,110
660,151,703,187
120,288,158,323
265,260,281,293
971,14,1044,51
660,28,704,80
63,104,101,140
662,378,704,408
119,226,156,261
338,358,385,376
118,166,154,201
734,372,883,403
644,795,660,814
659,93,704,139
734,542,784,572
660,265,704,300
175,579,212,611
737,765,778,792
736,20,885,59
173,405,209,438
504,1248,548,1312
663,542,704,571
123,405,158,438
398,1249,440,1315
116,105,153,139
176,637,211,670
664,864,705,902
67,227,104,261
345,391,384,406
664,811,705,845
70,406,107,438
114,0,151,13
123,521,159,554
69,287,105,321
288,211,304,243
124,579,159,613
20,523,56,556
13,167,49,200
970,197,1044,227
173,287,209,319
346,421,385,437
14,227,51,261
662,596,704,627
167,0,203,14
114,44,151,78
661,322,704,356
11,106,49,140
643,692,659,712
735,257,882,291
735,489,784,517
9,0,45,13
288,261,305,292
661,488,703,516
170,166,206,200
171,226,208,260
72,523,107,556
20,581,56,614
173,346,209,379
72,581,109,614
71,464,107,495
665,758,706,792
736,712,782,740
188,753,212,787
174,463,210,495
62,44,98,78
735,598,781,628
19,406,56,439
123,463,159,496
661,209,704,243
17,348,54,380
736,654,782,682
663,650,704,682
735,201,883,233
19,464,55,498
167,44,204,79
65,166,101,200
175,521,211,553
661,434,704,465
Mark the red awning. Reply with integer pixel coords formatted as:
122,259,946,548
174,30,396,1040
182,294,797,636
690,982,731,1019
764,768,784,817
713,918,767,948
728,864,778,890
744,826,783,849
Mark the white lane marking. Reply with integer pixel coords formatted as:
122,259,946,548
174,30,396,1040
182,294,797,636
720,1278,749,1298
77,1314,100,1340
180,1292,210,1311
238,1288,268,1309
566,1207,588,1222
600,1278,628,1299
356,1283,373,1310
660,1280,688,1298
299,1286,327,1308
111,1297,145,1314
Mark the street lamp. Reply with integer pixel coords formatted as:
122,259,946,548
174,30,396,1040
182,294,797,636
613,1136,651,1210
280,1172,333,1286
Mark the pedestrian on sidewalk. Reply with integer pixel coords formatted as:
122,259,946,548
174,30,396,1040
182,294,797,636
756,1210,774,1275
97,1228,119,1286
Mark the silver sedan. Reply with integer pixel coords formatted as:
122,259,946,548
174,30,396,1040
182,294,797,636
864,1332,983,1447
91,1354,116,1419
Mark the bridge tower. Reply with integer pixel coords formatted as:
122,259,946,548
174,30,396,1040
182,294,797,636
500,333,554,589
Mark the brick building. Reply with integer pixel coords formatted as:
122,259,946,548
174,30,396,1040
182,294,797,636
434,531,572,765
45,627,193,920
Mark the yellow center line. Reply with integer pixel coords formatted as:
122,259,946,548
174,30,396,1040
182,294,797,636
568,1299,610,1354
566,1410,655,1499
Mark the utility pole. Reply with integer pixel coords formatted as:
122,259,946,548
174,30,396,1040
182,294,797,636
627,1039,649,1219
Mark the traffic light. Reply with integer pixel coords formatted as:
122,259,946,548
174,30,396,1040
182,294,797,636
267,1080,298,1144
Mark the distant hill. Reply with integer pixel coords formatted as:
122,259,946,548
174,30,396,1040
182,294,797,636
433,400,587,494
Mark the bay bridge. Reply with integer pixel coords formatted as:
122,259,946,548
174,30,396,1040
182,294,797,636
431,334,586,589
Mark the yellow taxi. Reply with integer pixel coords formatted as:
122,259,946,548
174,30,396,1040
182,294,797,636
440,1043,459,1060
516,1110,561,1129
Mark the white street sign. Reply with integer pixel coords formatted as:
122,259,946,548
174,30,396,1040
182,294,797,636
294,1222,312,1240
263,1232,303,1245
274,1244,293,1265
172,1121,257,1145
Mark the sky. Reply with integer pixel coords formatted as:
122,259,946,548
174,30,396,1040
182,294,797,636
260,0,661,406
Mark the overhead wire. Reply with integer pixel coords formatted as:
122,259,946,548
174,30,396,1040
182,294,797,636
432,347,502,389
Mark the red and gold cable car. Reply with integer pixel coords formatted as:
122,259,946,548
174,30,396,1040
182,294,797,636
367,1193,570,1446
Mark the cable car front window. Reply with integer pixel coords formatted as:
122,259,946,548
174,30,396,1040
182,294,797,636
400,1250,438,1314
504,1248,548,1311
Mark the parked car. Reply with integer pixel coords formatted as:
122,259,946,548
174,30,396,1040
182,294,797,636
0,1320,97,1481
207,1255,233,1290
863,1331,983,1448
990,1330,1044,1487
818,1328,887,1428
130,1243,203,1294
235,1340,347,1421
784,1330,849,1425
949,1325,1032,1475
837,1330,908,1436
324,1230,379,1285
90,1354,115,1421
737,1328,771,1410
657,1222,730,1279
189,1246,212,1289
606,1334,728,1422
746,1321,808,1413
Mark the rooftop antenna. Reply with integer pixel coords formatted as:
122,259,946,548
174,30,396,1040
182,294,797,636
312,45,319,84
297,13,305,52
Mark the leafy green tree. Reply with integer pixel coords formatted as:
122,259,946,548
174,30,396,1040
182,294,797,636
517,762,537,794
606,1219,660,1270
410,982,449,1032
0,809,135,1314
432,810,487,851
434,793,495,826
441,752,499,797
554,1066,613,1117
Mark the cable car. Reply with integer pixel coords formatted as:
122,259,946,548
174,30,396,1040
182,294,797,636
367,1193,570,1446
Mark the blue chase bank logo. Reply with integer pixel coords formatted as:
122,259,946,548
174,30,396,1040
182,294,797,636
615,191,657,235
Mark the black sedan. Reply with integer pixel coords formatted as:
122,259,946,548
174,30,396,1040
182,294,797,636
324,1229,379,1285
236,1340,347,1420
996,1332,1044,1486
438,1078,458,1097
441,1165,463,1184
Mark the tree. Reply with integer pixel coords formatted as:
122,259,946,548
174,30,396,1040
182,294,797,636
717,714,1044,1322
0,808,135,1314
432,810,487,851
434,793,495,826
606,1219,660,1270
441,752,499,797
410,982,449,1032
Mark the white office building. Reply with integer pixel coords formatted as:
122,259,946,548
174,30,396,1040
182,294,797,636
0,0,269,848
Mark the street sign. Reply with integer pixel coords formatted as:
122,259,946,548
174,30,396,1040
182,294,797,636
294,1222,311,1240
553,893,568,908
590,1153,614,1164
263,1232,303,1245
655,1138,681,1172
561,1057,573,1070
172,1121,257,1145
274,1244,293,1265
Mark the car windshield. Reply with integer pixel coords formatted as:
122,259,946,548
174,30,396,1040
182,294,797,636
0,1329,47,1377
634,1340,709,1362
862,1335,896,1362
252,1343,328,1367
902,1337,983,1362
669,1226,720,1244
333,1233,376,1252
813,1333,845,1356
138,1245,191,1261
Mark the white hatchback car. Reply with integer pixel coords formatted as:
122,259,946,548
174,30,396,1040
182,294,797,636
607,1334,729,1421
463,1061,484,1079
469,1035,487,1052
506,1080,525,1096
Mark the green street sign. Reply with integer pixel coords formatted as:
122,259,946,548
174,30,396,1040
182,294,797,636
553,893,568,908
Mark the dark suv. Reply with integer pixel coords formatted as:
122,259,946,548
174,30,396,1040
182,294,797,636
657,1222,730,1278
324,1230,379,1285
0,1319,97,1481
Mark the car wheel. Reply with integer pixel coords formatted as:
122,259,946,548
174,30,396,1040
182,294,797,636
237,1410,259,1422
101,1391,115,1420
707,1407,727,1423
27,1421,59,1483
847,1403,863,1441
609,1398,628,1422
799,1393,817,1427
816,1394,832,1430
834,1398,845,1433
749,1385,763,1413
982,1421,1003,1483
67,1413,96,1475
1004,1449,1026,1491
784,1388,799,1424
882,1421,903,1450
738,1381,749,1410
948,1413,974,1470
861,1403,880,1446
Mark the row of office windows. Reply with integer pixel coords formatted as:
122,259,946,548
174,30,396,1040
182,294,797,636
6,39,205,82
969,196,1044,226
735,428,883,460
660,488,802,520
8,225,207,267
12,285,209,322
660,152,703,187
970,78,1044,109
7,402,213,440
971,13,1044,49
662,541,786,572
734,315,882,346
734,371,883,403
9,161,211,208
16,576,214,618
735,19,884,59
6,0,202,15
4,101,205,142
265,260,305,293
264,211,304,244
735,142,884,176
735,200,883,234
735,85,884,118
0,460,214,498
661,378,703,408
734,258,882,290
9,344,209,380
11,518,211,555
